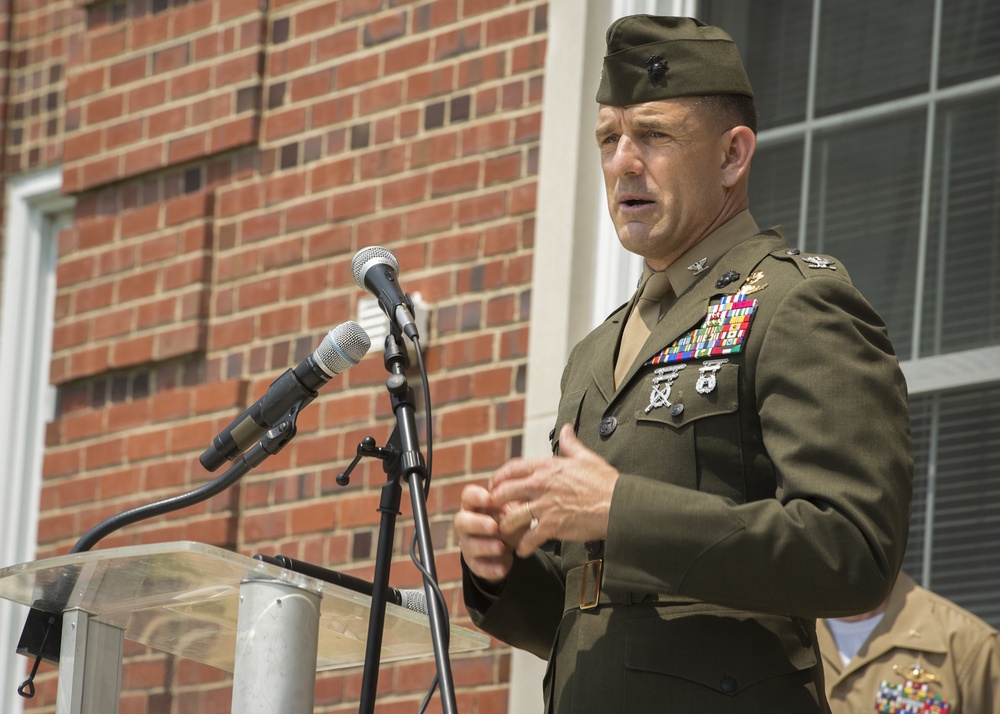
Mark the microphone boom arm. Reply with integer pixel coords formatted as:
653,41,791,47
15,402,305,698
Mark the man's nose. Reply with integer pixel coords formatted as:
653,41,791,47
610,136,643,177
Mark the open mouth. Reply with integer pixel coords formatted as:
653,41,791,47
622,199,653,207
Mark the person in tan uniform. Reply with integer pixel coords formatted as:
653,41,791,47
819,571,1000,713
454,15,913,713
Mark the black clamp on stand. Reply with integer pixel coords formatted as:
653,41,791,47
338,328,456,714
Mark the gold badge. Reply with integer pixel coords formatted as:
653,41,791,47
893,663,941,684
739,270,768,294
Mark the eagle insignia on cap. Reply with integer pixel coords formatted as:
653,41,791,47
645,55,668,81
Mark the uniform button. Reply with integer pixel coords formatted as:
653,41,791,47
720,676,737,694
669,403,684,417
598,416,617,437
785,248,800,255
548,427,556,441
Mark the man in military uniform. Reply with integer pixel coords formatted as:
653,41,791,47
454,15,913,712
819,571,1000,713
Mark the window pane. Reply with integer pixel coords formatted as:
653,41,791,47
700,0,812,130
750,139,803,242
804,114,927,360
815,0,934,116
940,0,1000,87
921,93,1000,356
907,387,1000,629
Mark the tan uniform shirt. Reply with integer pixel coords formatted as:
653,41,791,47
819,572,1000,713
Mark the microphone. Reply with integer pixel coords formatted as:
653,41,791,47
199,321,371,471
252,554,429,615
393,587,429,616
352,246,419,340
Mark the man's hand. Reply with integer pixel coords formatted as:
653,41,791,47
491,424,620,557
454,483,515,583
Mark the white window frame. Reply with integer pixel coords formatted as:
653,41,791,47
0,168,72,714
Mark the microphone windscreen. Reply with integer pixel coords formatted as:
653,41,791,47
397,588,428,616
315,321,370,376
352,246,399,288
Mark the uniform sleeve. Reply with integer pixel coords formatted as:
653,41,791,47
602,276,913,617
957,630,1000,714
462,550,566,659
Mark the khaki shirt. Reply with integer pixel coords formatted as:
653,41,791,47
819,572,1000,714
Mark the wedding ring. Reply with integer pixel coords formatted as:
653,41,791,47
526,503,539,530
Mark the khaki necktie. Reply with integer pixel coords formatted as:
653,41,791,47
614,270,673,388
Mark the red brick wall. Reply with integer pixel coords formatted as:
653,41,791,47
11,0,547,711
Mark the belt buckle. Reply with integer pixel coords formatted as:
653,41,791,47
579,559,602,610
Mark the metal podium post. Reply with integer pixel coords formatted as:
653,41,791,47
56,610,124,714
230,578,321,714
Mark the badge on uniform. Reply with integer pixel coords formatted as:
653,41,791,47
696,359,728,394
875,664,950,714
739,270,768,294
646,293,758,365
645,364,685,413
802,255,837,270
687,257,709,274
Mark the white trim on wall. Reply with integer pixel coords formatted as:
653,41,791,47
0,168,72,714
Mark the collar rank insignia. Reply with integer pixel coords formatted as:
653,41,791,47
646,293,758,366
802,256,837,270
687,257,709,274
874,664,949,713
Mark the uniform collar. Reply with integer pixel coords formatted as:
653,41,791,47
662,210,759,297
597,226,783,402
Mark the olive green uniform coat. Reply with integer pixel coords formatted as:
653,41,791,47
463,229,913,713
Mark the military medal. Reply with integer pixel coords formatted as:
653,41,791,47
647,293,758,365
645,364,685,413
696,359,728,394
802,255,837,270
875,663,950,713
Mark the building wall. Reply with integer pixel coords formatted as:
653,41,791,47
5,1,548,711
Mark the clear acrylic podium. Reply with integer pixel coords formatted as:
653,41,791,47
0,541,489,714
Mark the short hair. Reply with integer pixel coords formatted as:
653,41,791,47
695,94,759,135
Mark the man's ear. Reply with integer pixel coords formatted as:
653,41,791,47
720,125,756,188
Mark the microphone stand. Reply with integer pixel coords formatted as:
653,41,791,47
351,328,456,714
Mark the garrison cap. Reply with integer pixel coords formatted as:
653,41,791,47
596,15,754,106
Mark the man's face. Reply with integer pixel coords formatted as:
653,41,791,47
596,98,730,270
